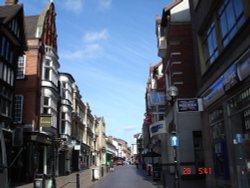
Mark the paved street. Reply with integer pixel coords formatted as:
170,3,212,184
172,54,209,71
14,165,207,188
89,165,160,188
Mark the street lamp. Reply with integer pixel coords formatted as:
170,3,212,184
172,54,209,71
167,85,180,188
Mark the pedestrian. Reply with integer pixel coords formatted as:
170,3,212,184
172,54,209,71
135,159,139,169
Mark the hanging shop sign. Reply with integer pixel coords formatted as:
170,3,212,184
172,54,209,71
149,120,166,137
149,91,166,106
40,114,52,128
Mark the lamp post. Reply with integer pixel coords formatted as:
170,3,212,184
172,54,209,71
167,86,180,188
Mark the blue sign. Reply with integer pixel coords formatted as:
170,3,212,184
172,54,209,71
170,135,179,146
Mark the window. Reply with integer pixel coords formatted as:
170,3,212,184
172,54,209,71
44,67,50,80
218,0,245,46
43,96,50,114
202,23,219,65
13,95,23,123
1,36,5,57
61,112,66,120
61,121,66,134
0,62,3,80
5,41,9,61
16,55,26,79
0,99,11,117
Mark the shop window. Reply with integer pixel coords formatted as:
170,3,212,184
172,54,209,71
209,107,229,179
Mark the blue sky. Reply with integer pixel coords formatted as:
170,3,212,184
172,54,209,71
2,0,170,145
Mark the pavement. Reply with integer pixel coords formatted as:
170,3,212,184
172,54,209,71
14,168,102,188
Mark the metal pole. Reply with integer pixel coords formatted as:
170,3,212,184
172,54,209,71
52,138,56,188
174,146,180,188
172,99,179,188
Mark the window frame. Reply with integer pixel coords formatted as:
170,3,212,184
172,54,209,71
16,55,26,79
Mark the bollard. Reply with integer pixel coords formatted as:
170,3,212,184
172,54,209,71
76,173,80,188
101,166,104,177
92,168,95,181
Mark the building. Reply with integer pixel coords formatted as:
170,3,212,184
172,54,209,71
14,1,60,182
0,0,26,186
189,0,250,187
146,0,204,180
71,84,89,171
58,72,74,175
95,117,106,167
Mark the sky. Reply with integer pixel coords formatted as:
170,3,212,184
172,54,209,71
1,0,171,146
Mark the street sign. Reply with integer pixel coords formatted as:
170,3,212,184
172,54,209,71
170,135,179,146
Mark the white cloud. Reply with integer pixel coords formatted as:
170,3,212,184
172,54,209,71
61,0,84,14
83,29,109,43
97,0,112,10
61,29,109,60
124,126,138,132
61,43,103,60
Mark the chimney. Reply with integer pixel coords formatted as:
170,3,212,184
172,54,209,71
5,0,18,5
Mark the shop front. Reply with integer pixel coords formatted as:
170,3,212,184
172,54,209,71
202,48,250,188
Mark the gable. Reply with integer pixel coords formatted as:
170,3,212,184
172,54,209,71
0,4,26,52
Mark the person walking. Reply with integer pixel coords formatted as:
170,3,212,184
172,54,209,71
135,159,139,169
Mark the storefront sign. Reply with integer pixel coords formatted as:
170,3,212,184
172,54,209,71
223,64,238,91
177,98,203,112
203,48,250,108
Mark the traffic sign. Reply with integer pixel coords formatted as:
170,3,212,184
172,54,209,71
170,135,179,146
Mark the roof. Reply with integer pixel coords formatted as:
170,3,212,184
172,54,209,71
24,2,54,39
161,0,183,26
0,4,27,51
0,4,22,24
24,16,39,38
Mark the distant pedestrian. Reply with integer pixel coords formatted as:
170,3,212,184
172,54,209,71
135,159,139,169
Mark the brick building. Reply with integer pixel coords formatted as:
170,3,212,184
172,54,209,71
14,1,60,182
143,0,204,182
